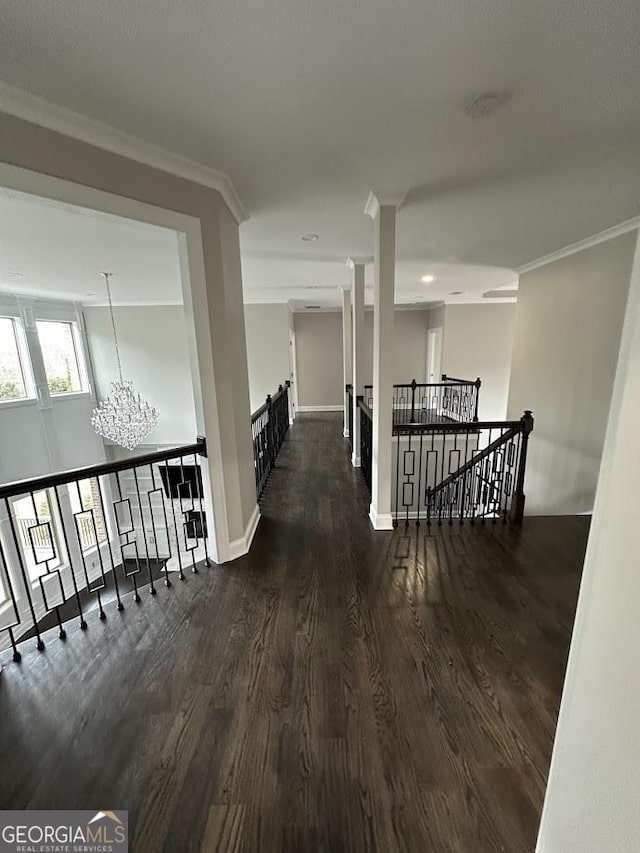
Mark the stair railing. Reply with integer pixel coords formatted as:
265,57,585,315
0,438,209,663
363,375,481,424
251,380,291,500
392,411,533,526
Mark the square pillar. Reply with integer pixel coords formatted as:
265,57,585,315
348,257,368,467
341,287,352,437
365,191,404,530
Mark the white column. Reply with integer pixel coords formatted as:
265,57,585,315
341,287,352,437
178,200,259,565
364,191,404,530
535,232,640,853
348,257,368,467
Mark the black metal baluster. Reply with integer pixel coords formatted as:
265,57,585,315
133,467,156,594
28,490,66,640
394,433,400,526
405,430,412,528
179,454,198,574
193,451,210,567
0,532,24,661
94,477,124,611
115,470,141,602
4,497,44,651
164,459,185,581
147,463,171,588
52,485,87,630
73,480,106,620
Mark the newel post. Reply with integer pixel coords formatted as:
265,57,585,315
511,410,534,524
266,393,275,468
473,377,481,421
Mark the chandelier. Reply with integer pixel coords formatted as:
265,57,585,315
91,272,159,451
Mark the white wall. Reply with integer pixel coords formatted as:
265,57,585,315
295,311,345,408
244,303,291,412
295,309,432,408
441,303,517,421
536,231,640,853
508,232,637,514
84,305,197,445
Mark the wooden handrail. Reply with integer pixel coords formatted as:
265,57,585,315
0,439,207,501
393,418,522,435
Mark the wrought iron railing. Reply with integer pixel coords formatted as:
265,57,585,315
391,412,533,526
364,375,481,424
358,398,373,494
346,383,354,452
251,381,290,500
0,439,209,662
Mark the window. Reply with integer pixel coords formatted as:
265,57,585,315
12,490,63,581
36,320,86,395
69,478,107,550
0,316,29,402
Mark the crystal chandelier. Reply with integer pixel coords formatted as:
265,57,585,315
91,272,159,451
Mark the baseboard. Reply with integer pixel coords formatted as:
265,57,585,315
289,417,295,425
297,405,344,412
369,505,394,530
226,503,261,562
352,454,361,467
343,428,350,438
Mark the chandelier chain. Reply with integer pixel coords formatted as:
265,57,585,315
101,271,124,384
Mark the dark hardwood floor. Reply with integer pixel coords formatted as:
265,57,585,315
0,413,588,852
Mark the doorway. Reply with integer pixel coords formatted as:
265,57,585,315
426,327,443,383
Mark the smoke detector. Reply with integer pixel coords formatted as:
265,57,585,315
465,91,511,119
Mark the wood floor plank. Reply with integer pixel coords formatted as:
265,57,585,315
0,413,587,852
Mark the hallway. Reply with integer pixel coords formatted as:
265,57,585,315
0,413,587,852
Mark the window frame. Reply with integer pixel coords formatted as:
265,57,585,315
35,318,90,398
0,314,36,406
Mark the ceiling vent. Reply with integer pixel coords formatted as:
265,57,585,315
304,304,322,310
465,91,511,119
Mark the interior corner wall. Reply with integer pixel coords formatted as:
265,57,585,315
507,231,638,515
84,305,197,445
440,303,517,421
244,303,291,412
535,231,640,853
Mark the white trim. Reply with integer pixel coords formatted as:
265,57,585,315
343,428,350,438
226,503,261,561
368,505,394,530
346,256,373,269
351,453,361,468
0,81,247,224
297,405,344,412
364,190,407,220
518,217,640,274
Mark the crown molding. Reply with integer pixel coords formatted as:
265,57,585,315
517,216,640,275
0,82,248,224
364,190,407,220
346,256,373,269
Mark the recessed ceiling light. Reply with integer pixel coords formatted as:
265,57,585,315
450,291,463,296
86,291,96,297
5,271,23,280
301,233,319,242
421,274,435,283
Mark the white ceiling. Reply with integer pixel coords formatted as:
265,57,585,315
0,186,516,308
0,0,639,308
0,189,182,305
